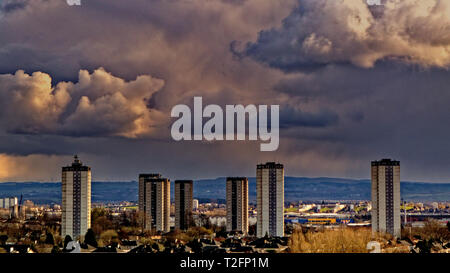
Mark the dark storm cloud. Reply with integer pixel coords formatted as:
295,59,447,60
279,107,339,128
273,62,414,102
242,0,450,72
0,0,28,13
0,0,300,181
275,61,450,181
1,0,450,182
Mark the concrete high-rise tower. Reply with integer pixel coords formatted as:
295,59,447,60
256,162,284,237
371,159,401,237
138,173,161,220
61,155,91,239
174,180,193,230
138,174,170,232
226,177,248,234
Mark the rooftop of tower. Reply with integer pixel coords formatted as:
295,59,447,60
226,177,248,181
174,180,194,184
257,162,284,169
143,177,170,183
371,158,400,166
62,155,91,171
139,173,162,179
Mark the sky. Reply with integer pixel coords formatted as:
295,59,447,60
1,0,450,182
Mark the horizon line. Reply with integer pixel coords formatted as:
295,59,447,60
1,176,450,184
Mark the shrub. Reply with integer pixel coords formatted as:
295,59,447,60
99,230,119,246
289,227,375,253
84,228,98,247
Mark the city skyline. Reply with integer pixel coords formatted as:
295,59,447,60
4,156,445,245
1,153,446,204
0,154,448,184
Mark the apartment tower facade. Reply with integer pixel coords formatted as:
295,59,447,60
174,180,194,230
226,177,248,234
371,159,401,237
138,174,170,232
61,155,91,239
256,162,284,237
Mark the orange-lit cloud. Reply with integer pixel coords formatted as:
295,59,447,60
0,153,72,182
0,68,165,138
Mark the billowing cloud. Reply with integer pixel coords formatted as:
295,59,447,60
0,68,165,138
0,70,69,134
243,0,450,71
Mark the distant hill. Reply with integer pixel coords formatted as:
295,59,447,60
194,177,450,203
0,177,449,204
